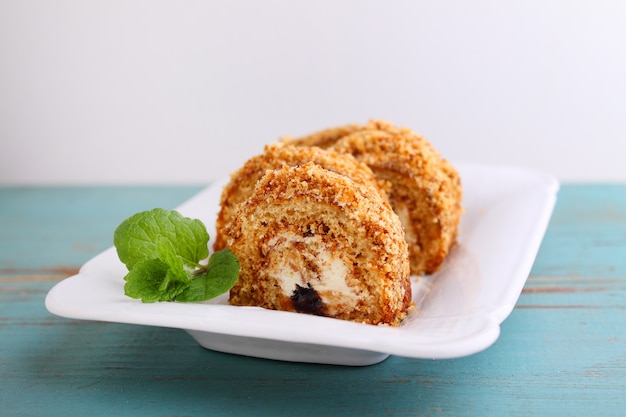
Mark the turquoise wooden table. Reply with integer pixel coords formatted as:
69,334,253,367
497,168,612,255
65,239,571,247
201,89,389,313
1,185,625,416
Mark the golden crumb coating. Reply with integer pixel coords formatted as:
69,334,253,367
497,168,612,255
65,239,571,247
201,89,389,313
280,123,363,148
280,119,422,149
213,143,389,251
284,120,463,275
225,163,411,326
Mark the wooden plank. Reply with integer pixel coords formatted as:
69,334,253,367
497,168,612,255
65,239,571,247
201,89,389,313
532,184,626,277
1,185,625,417
0,186,203,272
3,284,625,417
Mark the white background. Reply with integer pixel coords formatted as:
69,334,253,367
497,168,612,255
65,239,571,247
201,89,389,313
1,0,625,185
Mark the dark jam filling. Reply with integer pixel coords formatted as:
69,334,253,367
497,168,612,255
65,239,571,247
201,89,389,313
291,283,326,316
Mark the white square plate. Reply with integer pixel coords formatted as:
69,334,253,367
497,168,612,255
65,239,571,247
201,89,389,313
46,163,558,366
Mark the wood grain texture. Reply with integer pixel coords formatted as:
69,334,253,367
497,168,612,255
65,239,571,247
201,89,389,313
1,185,625,417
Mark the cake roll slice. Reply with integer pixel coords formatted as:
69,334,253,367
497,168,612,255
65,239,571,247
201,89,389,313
225,163,412,326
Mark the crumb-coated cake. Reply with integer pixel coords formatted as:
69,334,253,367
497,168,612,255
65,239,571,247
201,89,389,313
212,143,389,252
283,120,463,275
224,163,412,326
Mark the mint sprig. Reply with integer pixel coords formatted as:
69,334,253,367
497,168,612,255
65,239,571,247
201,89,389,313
113,208,239,303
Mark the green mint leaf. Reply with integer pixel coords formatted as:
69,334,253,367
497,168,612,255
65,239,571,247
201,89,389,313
114,208,240,304
176,249,240,302
114,208,209,270
123,259,190,302
154,234,188,282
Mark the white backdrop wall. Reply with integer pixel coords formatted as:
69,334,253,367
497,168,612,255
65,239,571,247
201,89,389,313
1,0,625,185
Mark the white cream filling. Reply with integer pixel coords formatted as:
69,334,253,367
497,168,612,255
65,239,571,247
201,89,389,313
309,250,351,295
395,203,417,246
266,233,360,312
